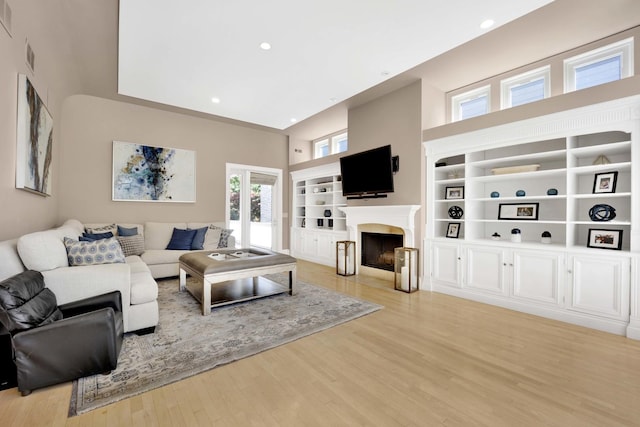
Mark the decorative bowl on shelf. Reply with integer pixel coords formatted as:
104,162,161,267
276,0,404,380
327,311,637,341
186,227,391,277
315,201,326,205
491,164,540,175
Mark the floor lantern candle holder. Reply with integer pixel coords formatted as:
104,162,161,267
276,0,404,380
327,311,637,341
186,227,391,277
394,247,419,293
336,241,356,276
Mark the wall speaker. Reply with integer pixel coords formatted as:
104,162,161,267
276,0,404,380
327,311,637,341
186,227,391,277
392,155,399,173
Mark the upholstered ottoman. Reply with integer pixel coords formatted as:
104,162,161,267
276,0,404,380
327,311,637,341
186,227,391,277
179,249,297,315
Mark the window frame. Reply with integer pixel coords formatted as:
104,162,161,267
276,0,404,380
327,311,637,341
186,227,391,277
313,130,348,159
451,85,491,122
313,138,330,159
500,66,550,109
564,37,634,93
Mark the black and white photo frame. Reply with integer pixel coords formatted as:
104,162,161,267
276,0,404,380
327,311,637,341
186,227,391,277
445,186,464,200
592,171,617,194
446,222,461,238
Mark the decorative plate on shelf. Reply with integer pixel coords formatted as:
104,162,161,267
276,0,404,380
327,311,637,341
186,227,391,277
491,164,540,175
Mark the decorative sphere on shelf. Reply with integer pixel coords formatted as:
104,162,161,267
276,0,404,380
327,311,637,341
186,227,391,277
515,190,526,197
324,209,332,218
547,188,558,196
541,231,552,244
448,205,464,219
490,191,500,198
511,228,522,243
588,204,616,221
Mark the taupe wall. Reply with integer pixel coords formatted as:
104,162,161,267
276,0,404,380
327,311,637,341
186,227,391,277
0,1,83,240
59,95,289,229
346,80,422,207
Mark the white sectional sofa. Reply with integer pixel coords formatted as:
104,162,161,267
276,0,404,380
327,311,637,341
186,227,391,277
0,219,235,334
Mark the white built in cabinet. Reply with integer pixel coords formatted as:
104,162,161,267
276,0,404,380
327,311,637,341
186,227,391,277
290,163,348,267
424,95,640,338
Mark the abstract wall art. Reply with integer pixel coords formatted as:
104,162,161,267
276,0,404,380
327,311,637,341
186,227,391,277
112,141,196,202
16,74,53,196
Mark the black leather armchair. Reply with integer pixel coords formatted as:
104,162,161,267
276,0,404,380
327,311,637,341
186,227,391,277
0,270,124,396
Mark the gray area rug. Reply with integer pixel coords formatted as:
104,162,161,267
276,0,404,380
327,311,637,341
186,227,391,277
69,274,382,416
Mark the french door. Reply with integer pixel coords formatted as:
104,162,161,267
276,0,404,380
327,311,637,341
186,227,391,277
226,163,282,251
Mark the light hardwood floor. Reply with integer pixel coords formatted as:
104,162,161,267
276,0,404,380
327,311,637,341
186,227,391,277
1,259,640,426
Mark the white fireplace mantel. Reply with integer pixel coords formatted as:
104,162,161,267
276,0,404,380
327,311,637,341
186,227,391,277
338,205,420,248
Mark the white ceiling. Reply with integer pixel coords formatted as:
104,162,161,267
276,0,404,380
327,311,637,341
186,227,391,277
118,0,554,130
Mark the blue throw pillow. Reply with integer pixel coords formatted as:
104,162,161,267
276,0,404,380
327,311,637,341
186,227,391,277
190,227,208,250
166,228,197,250
81,231,114,241
117,225,139,236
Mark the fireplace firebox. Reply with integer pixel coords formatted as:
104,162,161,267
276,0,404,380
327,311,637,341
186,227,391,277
361,232,403,271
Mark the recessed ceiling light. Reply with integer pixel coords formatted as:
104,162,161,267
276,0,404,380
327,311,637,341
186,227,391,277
329,97,337,103
211,97,220,104
381,70,390,76
290,118,297,123
480,19,495,29
260,42,271,50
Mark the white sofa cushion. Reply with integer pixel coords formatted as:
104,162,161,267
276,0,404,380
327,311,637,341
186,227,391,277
17,226,78,271
130,271,158,305
141,249,190,266
144,222,187,250
42,263,132,330
61,219,85,235
0,239,25,281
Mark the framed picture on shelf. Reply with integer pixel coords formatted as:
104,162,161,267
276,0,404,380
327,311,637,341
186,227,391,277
446,223,461,238
445,186,464,200
592,171,617,194
587,228,623,250
498,202,539,220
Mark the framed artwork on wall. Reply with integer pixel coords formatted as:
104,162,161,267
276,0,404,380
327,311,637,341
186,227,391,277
112,141,196,202
16,74,53,196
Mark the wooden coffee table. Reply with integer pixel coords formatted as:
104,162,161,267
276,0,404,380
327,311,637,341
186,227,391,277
178,248,297,315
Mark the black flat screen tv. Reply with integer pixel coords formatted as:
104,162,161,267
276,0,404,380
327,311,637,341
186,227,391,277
340,145,394,199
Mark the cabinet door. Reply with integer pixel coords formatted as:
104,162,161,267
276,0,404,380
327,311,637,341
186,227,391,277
465,245,506,295
431,242,462,288
568,255,630,321
301,231,319,257
511,250,563,306
317,233,337,266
